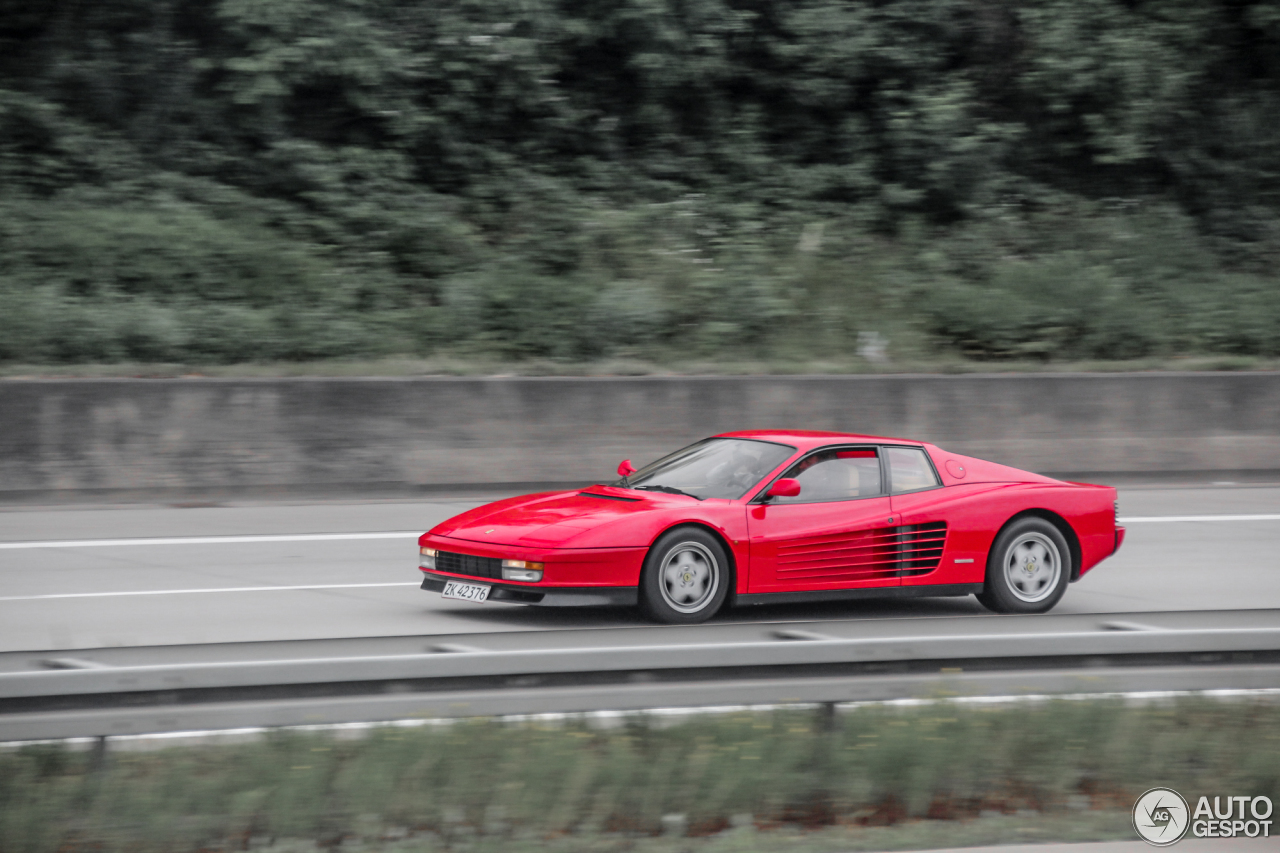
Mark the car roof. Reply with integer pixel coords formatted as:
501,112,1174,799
714,429,925,451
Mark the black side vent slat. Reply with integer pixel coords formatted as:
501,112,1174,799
895,521,948,577
578,492,641,502
435,551,502,580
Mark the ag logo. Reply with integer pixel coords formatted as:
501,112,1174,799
1133,787,1191,846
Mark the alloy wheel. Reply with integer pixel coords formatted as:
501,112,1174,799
1002,531,1062,603
658,542,720,613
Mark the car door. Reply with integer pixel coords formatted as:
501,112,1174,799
746,446,899,592
883,445,962,586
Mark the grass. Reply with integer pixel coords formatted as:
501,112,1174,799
2,697,1278,853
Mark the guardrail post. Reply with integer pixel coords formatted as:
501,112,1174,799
89,735,107,773
808,702,841,825
817,701,837,732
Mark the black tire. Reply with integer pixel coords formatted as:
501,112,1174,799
977,517,1071,614
639,526,731,624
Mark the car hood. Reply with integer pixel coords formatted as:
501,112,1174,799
430,487,668,548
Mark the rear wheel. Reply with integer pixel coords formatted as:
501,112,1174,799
977,517,1071,614
639,527,730,624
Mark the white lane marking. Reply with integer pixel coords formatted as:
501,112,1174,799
0,532,421,550
1,514,1278,551
1119,514,1280,523
0,582,421,602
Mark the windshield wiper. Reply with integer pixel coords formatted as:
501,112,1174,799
634,485,703,500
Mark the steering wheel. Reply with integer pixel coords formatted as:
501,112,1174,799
708,460,754,489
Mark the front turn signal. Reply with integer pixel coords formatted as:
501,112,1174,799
501,559,544,582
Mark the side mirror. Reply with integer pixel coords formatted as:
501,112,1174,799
766,478,801,499
617,459,636,478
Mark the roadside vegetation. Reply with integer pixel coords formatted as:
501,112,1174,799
2,697,1278,853
3,2,1280,370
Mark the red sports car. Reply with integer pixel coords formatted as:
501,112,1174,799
418,431,1124,623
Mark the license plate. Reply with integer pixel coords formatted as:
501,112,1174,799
441,580,491,602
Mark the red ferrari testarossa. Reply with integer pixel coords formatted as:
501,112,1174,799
418,430,1124,623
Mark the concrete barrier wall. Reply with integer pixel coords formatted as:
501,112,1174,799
1,373,1278,498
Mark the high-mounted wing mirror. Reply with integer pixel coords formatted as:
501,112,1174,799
765,478,801,499
617,459,636,478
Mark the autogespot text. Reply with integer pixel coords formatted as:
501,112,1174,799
1191,796,1273,838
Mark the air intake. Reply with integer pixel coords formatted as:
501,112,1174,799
891,521,948,576
434,551,503,580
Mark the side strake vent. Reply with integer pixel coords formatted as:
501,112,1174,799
893,521,948,576
776,521,948,582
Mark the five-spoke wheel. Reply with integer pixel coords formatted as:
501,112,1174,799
640,527,730,623
659,542,718,613
977,517,1071,614
1002,530,1062,603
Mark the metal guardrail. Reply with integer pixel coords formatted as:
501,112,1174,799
2,624,1279,742
4,627,1279,701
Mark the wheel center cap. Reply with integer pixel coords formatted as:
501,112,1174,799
682,572,694,583
1024,559,1038,574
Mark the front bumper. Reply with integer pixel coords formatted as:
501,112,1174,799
420,572,638,608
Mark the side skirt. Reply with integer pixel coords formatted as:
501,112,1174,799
734,583,983,607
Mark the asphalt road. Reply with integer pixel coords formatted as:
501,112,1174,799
2,485,1279,653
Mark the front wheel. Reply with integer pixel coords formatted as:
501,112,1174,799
977,517,1071,614
639,527,730,624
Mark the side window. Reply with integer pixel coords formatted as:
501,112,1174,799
772,448,882,503
887,447,941,494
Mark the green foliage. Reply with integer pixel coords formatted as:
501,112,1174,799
0,699,1277,852
916,204,1280,359
1,1,1280,366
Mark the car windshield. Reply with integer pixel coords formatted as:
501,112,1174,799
613,438,796,500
